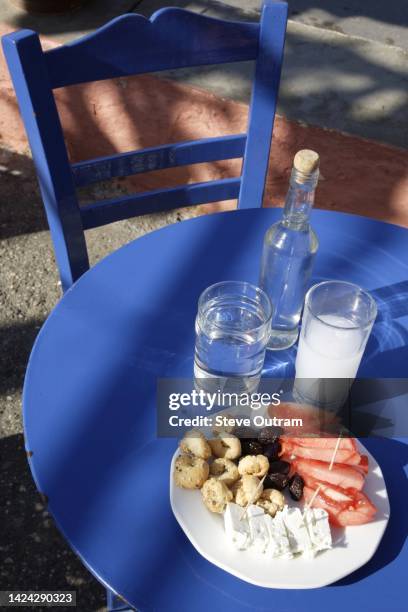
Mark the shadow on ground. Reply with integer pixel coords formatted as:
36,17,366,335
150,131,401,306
2,0,142,38
0,433,105,610
0,319,44,397
0,148,47,239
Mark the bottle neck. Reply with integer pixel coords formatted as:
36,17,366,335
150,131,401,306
282,167,319,228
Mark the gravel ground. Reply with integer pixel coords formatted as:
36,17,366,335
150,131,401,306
0,145,198,611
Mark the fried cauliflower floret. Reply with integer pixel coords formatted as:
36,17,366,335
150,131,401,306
174,454,209,489
238,454,269,478
233,475,263,507
201,477,233,513
256,488,285,517
208,433,241,460
209,458,240,486
179,429,212,459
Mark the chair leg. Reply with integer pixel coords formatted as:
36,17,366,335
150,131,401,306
106,589,135,611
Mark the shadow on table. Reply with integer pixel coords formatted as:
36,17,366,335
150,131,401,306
363,281,408,377
373,281,408,322
333,437,408,586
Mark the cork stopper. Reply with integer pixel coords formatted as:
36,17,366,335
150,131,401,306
293,150,320,182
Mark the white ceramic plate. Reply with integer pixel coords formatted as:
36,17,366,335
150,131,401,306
170,440,390,589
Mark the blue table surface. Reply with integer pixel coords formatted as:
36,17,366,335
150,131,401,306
23,209,408,611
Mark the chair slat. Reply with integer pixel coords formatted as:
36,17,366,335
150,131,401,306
81,178,241,230
72,134,246,188
45,8,259,89
239,0,287,209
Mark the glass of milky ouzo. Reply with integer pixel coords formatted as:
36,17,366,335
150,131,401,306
294,280,377,409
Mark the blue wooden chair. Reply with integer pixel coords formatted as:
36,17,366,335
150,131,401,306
3,1,287,294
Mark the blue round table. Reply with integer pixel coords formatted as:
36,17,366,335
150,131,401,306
23,209,408,611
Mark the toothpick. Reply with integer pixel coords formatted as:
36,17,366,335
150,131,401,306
305,483,322,510
306,432,343,511
239,474,267,522
328,432,343,471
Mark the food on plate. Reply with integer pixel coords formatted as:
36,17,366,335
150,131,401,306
247,505,270,553
238,454,269,477
234,425,257,439
209,433,241,460
283,433,377,525
258,426,283,445
281,436,363,465
223,501,250,550
284,506,332,558
174,416,377,550
283,507,312,556
201,477,233,513
288,473,305,501
256,488,285,517
179,429,212,459
264,472,290,491
209,458,240,486
261,441,281,462
269,460,291,475
303,477,377,526
223,502,332,558
264,460,291,491
304,507,333,552
264,488,285,510
291,457,365,491
173,411,380,576
233,475,263,507
256,497,279,517
264,509,293,559
240,439,264,455
355,454,369,474
174,454,210,489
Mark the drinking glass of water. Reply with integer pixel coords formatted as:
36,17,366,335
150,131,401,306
194,281,273,395
294,280,377,409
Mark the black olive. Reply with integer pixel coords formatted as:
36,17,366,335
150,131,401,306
258,426,283,445
234,426,257,439
262,441,281,462
240,439,264,455
289,473,304,501
264,472,289,490
268,460,290,475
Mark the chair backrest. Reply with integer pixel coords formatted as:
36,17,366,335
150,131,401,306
2,1,287,291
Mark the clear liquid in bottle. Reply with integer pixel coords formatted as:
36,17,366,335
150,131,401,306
259,150,320,350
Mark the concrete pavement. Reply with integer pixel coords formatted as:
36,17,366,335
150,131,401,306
0,0,407,147
136,0,408,149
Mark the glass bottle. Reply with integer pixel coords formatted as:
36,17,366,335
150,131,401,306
259,150,320,350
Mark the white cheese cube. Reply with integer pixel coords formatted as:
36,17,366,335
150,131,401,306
283,507,314,558
304,508,332,554
247,505,269,553
264,511,293,559
223,503,250,550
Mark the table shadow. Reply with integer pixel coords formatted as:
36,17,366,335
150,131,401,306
332,437,408,587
